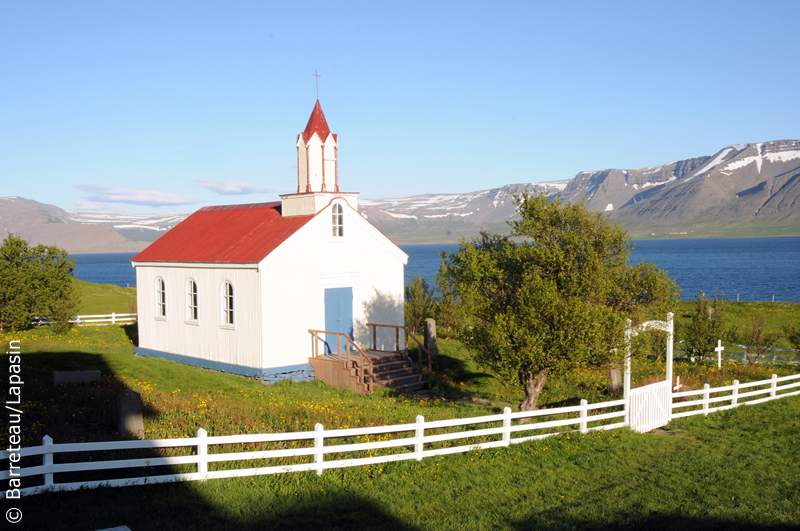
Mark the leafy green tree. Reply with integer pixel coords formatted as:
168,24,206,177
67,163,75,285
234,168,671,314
0,234,79,333
442,193,680,412
682,291,728,362
784,322,800,353
431,261,467,339
404,274,434,334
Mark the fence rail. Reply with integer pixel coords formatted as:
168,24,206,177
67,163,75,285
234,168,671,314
674,343,800,366
3,370,799,498
0,399,627,497
31,313,137,327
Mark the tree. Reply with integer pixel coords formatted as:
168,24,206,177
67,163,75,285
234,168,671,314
404,274,434,334
682,291,728,362
784,321,800,354
431,261,467,339
0,234,79,333
442,193,680,412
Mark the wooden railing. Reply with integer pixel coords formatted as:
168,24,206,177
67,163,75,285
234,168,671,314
308,329,374,388
365,323,433,376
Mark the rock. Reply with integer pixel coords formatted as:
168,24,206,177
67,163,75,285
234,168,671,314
423,319,439,356
607,368,623,394
53,370,101,387
117,390,144,439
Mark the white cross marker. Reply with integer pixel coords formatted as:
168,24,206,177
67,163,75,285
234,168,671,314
715,340,725,369
673,376,683,392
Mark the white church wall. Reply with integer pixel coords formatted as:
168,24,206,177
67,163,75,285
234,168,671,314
259,200,405,370
135,265,263,371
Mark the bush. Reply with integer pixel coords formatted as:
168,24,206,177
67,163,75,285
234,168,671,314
0,234,79,333
682,291,728,361
404,274,433,334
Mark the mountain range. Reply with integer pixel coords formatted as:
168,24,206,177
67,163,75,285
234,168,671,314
2,139,798,252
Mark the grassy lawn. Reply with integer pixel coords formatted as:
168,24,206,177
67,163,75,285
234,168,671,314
73,278,138,315
674,300,800,349
3,320,800,529
13,389,800,530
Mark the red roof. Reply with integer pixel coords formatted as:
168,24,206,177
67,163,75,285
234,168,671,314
301,100,332,143
131,202,313,264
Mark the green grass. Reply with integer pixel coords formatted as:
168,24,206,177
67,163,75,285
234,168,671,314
675,301,800,349
14,392,800,530
73,278,137,315
5,323,800,530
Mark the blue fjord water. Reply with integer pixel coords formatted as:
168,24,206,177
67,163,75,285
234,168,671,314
73,237,800,303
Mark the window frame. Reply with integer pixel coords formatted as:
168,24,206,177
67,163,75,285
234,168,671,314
220,280,236,330
155,277,167,321
185,278,199,324
331,203,345,239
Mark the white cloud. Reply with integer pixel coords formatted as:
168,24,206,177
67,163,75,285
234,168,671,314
71,200,128,212
196,180,271,195
74,185,198,207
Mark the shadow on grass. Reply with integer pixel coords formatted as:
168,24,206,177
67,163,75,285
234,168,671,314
14,348,166,490
122,322,139,346
509,512,791,531
18,484,420,531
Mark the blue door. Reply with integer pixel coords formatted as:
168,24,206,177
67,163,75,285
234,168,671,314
324,287,353,354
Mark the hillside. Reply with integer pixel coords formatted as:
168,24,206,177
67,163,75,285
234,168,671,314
4,139,798,250
0,197,185,253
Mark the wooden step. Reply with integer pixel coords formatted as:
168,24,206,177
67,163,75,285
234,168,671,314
364,365,420,382
371,373,426,388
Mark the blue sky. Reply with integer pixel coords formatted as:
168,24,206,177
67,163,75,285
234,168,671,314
2,1,798,213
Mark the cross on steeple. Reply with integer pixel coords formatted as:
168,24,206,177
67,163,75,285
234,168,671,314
313,70,321,99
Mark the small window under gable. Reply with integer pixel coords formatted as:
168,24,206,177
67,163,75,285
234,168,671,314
221,280,234,327
332,203,344,237
186,279,198,323
155,277,167,319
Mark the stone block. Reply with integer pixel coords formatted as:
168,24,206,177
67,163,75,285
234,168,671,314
53,370,101,387
607,368,623,394
424,318,439,356
118,389,144,439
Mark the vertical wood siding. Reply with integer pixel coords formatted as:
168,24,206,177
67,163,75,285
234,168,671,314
136,266,262,370
260,203,405,369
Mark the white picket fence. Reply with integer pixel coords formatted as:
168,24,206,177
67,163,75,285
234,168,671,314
3,399,629,497
31,313,137,326
672,373,800,418
3,371,800,498
674,342,799,366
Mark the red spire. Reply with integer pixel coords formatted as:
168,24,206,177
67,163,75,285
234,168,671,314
302,100,331,143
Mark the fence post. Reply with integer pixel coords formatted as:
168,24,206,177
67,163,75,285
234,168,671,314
112,312,116,325
703,384,710,416
43,435,54,487
502,407,511,446
770,374,777,398
197,428,208,477
415,415,425,461
742,349,747,365
772,345,776,365
579,399,588,434
732,380,739,407
315,423,324,476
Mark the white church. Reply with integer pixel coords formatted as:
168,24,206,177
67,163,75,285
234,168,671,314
132,101,408,381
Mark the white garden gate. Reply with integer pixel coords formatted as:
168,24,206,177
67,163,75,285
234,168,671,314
624,313,674,433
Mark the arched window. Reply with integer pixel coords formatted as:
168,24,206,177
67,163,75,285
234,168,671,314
155,278,167,319
186,279,198,322
221,281,234,326
332,203,344,237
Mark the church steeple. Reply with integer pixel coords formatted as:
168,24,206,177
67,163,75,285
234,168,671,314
281,100,357,218
296,100,338,194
